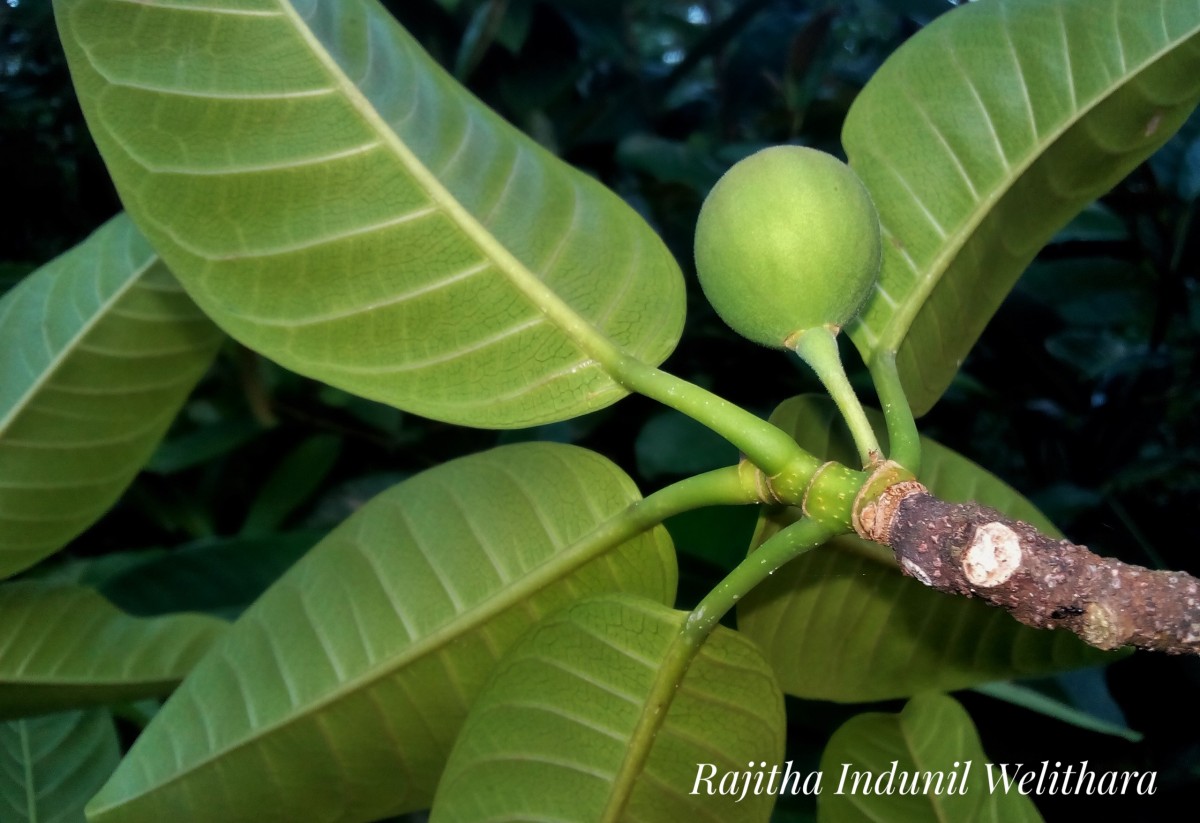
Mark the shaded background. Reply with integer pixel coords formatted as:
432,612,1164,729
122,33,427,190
3,0,1199,819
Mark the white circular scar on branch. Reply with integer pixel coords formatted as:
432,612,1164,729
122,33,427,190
962,522,1023,588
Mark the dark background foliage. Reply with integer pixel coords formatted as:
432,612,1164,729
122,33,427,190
3,0,1199,819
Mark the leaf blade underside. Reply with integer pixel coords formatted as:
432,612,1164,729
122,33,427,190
845,0,1200,415
0,214,222,578
0,582,226,719
432,595,785,823
54,0,686,428
0,709,122,823
86,443,677,822
818,693,1044,823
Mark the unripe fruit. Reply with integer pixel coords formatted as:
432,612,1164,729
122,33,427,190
693,145,882,348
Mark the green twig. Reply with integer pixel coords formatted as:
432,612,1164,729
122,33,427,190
683,516,832,640
623,463,762,528
609,352,820,478
604,516,832,818
868,351,921,474
472,465,764,648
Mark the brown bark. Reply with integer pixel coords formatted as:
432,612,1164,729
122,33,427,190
856,484,1200,655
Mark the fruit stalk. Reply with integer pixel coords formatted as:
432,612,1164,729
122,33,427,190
789,325,880,467
867,350,922,473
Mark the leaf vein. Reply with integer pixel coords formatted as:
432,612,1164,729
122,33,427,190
107,0,283,16
144,139,383,177
246,260,491,328
196,205,439,262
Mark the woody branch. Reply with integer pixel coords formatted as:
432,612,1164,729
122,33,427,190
855,482,1200,655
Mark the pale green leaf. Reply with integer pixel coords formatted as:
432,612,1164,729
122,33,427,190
0,709,121,823
0,582,226,719
432,595,785,823
737,396,1115,702
87,443,677,822
818,693,1043,823
0,214,222,578
845,0,1200,415
53,0,685,429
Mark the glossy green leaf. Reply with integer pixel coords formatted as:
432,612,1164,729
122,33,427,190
818,693,1043,823
93,531,324,619
665,505,759,572
845,0,1200,415
432,595,785,822
145,417,263,475
0,582,227,719
87,443,676,823
0,709,121,823
635,410,739,480
737,396,1115,702
240,435,341,535
54,0,685,429
0,214,222,579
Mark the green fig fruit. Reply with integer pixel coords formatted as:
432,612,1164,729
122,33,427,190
693,145,882,348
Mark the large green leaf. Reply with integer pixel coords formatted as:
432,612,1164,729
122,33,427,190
0,582,227,719
845,0,1200,415
0,709,121,823
432,595,785,823
818,693,1043,823
53,0,685,429
0,214,222,579
87,443,677,823
737,396,1115,702
94,531,324,619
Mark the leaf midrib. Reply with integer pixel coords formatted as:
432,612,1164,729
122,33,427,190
864,8,1200,357
599,608,692,822
899,705,958,823
0,255,156,439
19,720,37,823
275,0,624,371
88,501,656,812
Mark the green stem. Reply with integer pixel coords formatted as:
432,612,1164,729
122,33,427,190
869,351,921,474
623,464,762,529
683,516,832,640
608,351,819,478
603,516,831,820
476,466,763,650
788,325,880,467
